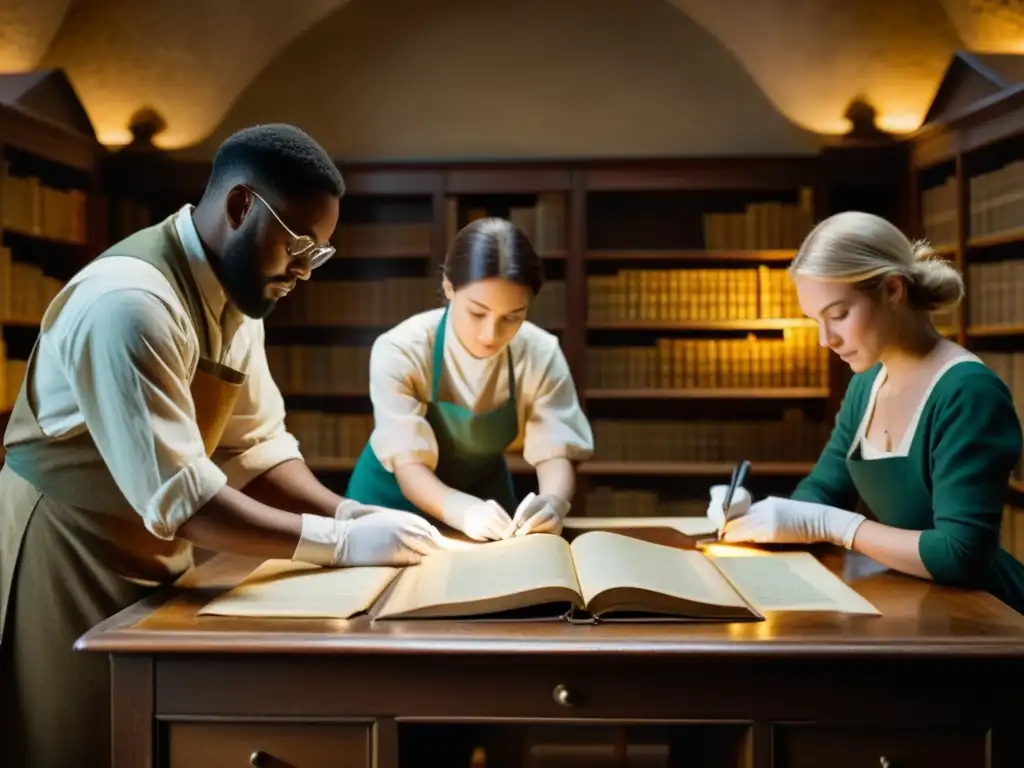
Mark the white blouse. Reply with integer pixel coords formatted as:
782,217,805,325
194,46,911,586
368,308,594,472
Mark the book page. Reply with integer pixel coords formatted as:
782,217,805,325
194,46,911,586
564,516,718,537
570,531,752,612
198,560,401,619
706,550,881,615
375,533,583,619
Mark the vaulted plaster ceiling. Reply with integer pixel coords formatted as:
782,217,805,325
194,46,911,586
0,0,1020,149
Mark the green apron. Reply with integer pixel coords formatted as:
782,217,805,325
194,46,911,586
846,440,1024,613
346,307,520,517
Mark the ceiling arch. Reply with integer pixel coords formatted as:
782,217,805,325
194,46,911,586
181,0,821,160
0,0,1018,148
669,0,964,134
940,0,1024,50
38,0,351,147
0,0,73,72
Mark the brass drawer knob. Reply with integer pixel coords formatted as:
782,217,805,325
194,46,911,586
552,683,576,707
879,759,891,768
250,751,266,767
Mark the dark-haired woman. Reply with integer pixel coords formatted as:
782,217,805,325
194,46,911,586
346,217,593,541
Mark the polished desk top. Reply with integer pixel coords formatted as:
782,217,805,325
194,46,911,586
76,527,1024,660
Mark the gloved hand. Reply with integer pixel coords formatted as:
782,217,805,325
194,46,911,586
334,497,392,521
440,490,513,541
509,492,571,536
292,510,444,567
706,484,753,531
720,496,866,549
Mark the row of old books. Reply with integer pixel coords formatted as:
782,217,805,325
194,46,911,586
0,248,65,326
701,190,815,251
111,198,153,241
286,411,374,463
1,162,89,245
586,266,801,324
921,175,957,251
0,339,27,411
966,260,1024,327
969,160,1024,241
445,194,567,256
586,329,828,390
590,410,827,464
334,222,432,257
975,351,1024,480
586,486,708,518
267,345,371,395
1001,505,1024,560
268,278,567,330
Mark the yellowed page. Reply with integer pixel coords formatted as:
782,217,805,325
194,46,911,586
704,548,881,615
197,560,400,619
564,516,718,537
375,533,582,619
570,531,751,611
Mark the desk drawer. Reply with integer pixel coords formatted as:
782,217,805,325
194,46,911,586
774,724,989,768
168,722,371,768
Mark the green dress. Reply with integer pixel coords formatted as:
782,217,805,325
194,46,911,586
792,358,1024,613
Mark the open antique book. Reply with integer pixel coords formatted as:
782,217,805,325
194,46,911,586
199,530,880,622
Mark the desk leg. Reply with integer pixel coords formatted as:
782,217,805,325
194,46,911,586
110,655,154,768
374,718,398,768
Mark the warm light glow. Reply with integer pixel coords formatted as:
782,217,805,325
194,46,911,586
17,1,1024,151
698,542,767,558
875,112,926,134
726,614,776,638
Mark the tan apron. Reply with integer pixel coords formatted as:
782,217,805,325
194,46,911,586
0,213,247,768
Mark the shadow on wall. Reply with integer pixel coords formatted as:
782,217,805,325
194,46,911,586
173,0,821,161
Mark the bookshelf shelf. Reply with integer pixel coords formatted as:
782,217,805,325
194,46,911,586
966,324,1024,338
584,387,830,400
578,461,816,477
0,317,42,328
587,319,816,331
307,456,535,475
911,51,1024,562
304,457,816,479
333,251,432,260
966,230,1024,250
585,249,798,263
0,71,104,425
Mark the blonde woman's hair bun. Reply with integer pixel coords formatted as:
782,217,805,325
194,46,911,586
910,239,935,261
790,211,964,313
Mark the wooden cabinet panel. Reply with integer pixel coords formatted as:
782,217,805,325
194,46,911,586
168,722,371,768
774,724,990,768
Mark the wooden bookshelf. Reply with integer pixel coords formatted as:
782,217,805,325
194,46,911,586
585,387,830,400
0,70,104,442
910,51,1024,560
101,135,911,518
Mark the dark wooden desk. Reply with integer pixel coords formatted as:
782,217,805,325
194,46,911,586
77,529,1024,768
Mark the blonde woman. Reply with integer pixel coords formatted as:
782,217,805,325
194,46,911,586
709,211,1024,613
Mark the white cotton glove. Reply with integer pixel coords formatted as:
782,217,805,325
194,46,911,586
706,484,753,532
720,496,866,549
334,497,391,521
440,490,513,541
292,510,444,567
509,492,571,537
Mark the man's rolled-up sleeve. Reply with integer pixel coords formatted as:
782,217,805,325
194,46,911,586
57,287,228,540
